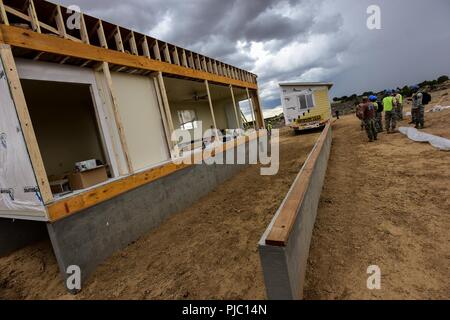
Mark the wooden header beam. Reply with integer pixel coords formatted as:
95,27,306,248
0,25,258,90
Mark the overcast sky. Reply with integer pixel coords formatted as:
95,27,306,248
57,0,450,117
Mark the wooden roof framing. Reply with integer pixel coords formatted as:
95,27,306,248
0,0,258,89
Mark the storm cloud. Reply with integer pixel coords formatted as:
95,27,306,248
57,0,450,117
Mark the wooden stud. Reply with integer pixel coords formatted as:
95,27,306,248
152,76,172,150
163,43,171,63
201,57,208,72
195,53,202,70
181,49,188,68
209,59,214,74
141,37,150,58
213,61,218,75
0,0,9,25
157,72,175,137
97,20,108,49
188,51,195,69
246,88,256,129
229,85,241,129
152,40,161,61
205,80,218,132
54,5,67,38
27,0,41,33
254,89,265,129
80,13,90,44
101,62,133,173
128,31,138,55
0,44,53,203
172,47,180,65
114,26,124,52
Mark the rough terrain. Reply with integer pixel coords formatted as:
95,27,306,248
304,88,450,299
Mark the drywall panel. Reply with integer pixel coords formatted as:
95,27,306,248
0,57,46,218
111,72,169,171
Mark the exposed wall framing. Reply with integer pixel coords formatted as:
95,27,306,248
0,0,257,88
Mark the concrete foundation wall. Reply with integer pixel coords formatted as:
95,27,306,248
259,125,332,300
47,143,248,287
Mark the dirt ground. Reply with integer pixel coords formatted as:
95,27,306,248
304,89,450,299
0,128,320,300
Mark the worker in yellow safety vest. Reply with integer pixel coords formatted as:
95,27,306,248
383,92,397,134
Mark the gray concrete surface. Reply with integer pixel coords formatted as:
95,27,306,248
47,144,249,290
0,218,47,257
259,126,332,300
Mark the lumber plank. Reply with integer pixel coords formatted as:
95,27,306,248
54,5,67,39
0,0,9,25
205,79,218,131
101,61,134,174
0,44,53,204
229,85,241,129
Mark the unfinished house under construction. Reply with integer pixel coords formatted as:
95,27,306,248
0,0,264,287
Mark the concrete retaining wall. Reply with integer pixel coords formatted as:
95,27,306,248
259,125,332,300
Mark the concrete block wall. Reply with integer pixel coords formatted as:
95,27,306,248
259,125,332,300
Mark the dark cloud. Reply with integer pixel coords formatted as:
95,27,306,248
55,0,450,116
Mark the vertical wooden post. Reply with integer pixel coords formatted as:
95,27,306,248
129,31,138,55
0,44,52,203
79,13,90,44
152,76,172,151
255,89,266,129
27,0,41,33
97,20,108,49
0,0,9,25
246,88,257,129
54,5,67,38
101,62,133,173
141,37,151,58
229,85,241,129
114,26,125,52
157,72,175,138
205,80,218,133
153,40,161,61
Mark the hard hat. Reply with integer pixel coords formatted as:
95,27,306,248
369,95,377,102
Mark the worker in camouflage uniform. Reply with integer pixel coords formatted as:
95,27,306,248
414,92,425,129
359,96,377,142
370,95,383,132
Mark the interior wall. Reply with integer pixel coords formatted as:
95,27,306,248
21,80,106,178
110,72,169,171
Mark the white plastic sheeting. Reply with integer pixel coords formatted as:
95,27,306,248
399,127,450,151
0,58,46,217
429,105,450,113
